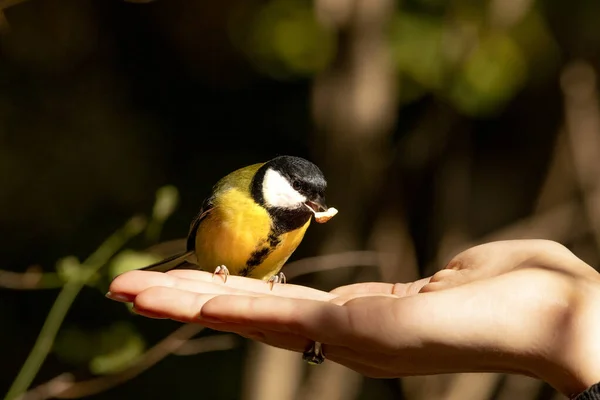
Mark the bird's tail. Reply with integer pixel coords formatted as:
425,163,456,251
140,250,195,273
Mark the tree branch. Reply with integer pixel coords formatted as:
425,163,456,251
6,217,146,400
19,325,239,400
0,267,63,290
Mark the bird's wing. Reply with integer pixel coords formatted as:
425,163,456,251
186,195,215,252
139,250,195,273
140,195,215,273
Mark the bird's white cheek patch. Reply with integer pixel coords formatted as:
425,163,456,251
262,169,306,209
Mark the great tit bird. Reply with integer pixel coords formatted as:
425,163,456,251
141,155,337,286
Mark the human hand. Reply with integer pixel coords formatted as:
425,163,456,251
107,240,600,397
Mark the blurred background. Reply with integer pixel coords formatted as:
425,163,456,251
1,0,600,398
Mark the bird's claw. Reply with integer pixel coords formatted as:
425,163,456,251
267,272,286,290
212,265,230,283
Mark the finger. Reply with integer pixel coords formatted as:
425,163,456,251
132,286,256,323
166,269,335,300
133,286,341,333
418,269,465,293
108,270,260,303
108,270,334,303
418,282,445,293
130,287,375,368
199,294,357,346
108,270,176,301
330,277,432,297
131,307,169,319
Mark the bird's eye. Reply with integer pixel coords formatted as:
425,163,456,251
292,180,301,190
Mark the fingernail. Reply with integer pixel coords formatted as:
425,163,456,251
105,292,133,302
131,307,167,319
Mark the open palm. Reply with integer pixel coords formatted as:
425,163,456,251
108,240,600,397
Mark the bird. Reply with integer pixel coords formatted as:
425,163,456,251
140,155,338,287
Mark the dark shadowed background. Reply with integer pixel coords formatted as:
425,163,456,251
2,0,600,399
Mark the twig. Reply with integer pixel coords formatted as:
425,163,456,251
0,267,63,290
172,333,238,356
51,325,210,399
18,324,225,400
15,374,75,400
16,327,185,400
5,217,146,400
19,327,239,400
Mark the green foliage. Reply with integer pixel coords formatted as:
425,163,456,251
56,256,83,283
229,0,561,116
230,0,336,79
449,32,527,115
385,5,562,116
108,250,160,281
146,185,180,242
89,323,146,375
6,187,170,399
509,10,561,84
53,321,146,375
152,185,179,223
391,13,446,92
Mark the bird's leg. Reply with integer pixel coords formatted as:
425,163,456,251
267,272,286,291
212,265,230,283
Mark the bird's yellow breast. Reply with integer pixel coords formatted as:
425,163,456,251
193,186,311,280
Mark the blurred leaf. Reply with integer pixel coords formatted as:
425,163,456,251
108,249,160,280
53,326,93,365
56,256,83,282
509,9,560,84
89,322,146,375
232,0,336,79
449,33,527,116
152,185,179,222
390,12,447,91
53,321,145,374
147,185,180,242
124,215,148,236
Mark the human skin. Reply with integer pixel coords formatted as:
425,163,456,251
107,240,600,398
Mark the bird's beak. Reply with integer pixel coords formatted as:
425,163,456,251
305,194,328,213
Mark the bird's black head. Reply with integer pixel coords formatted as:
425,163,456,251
251,155,328,232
